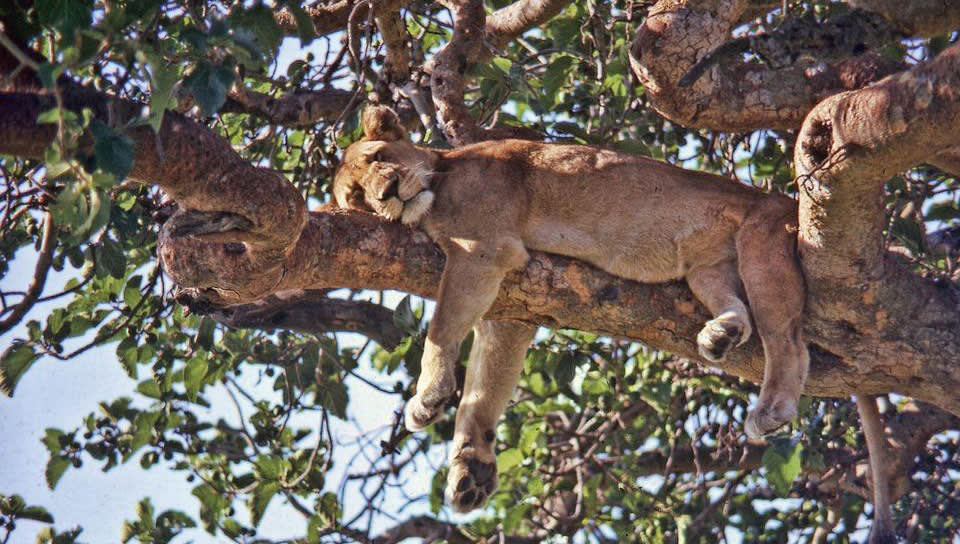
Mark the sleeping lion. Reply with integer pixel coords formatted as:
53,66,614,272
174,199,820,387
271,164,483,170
333,107,809,512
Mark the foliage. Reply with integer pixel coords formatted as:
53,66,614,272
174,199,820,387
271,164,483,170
1,0,959,543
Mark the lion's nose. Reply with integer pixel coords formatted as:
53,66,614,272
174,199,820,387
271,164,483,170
378,175,400,200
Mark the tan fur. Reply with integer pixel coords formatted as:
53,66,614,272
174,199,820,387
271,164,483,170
334,107,809,511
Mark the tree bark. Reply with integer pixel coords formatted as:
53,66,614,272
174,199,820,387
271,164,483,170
2,88,960,416
629,0,903,131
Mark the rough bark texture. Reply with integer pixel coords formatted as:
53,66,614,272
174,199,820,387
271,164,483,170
224,86,355,127
430,0,489,146
198,289,406,350
429,0,571,144
849,0,960,36
485,0,570,51
629,0,903,131
794,42,960,411
2,86,960,416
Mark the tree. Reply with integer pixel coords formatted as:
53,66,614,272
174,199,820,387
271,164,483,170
1,0,959,542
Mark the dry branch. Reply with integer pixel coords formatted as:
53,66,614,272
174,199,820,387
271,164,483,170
196,289,405,349
0,212,55,334
224,86,355,128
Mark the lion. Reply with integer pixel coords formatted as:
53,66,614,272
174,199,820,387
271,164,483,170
333,106,809,513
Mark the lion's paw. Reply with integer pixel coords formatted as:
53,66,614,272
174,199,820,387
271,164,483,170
446,452,497,513
745,396,797,438
404,390,452,431
696,314,748,362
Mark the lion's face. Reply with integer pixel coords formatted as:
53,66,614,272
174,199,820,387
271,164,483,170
333,108,437,225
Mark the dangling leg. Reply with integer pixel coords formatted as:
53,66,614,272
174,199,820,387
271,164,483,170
686,259,753,363
737,198,809,437
405,237,529,431
857,394,897,544
446,319,536,512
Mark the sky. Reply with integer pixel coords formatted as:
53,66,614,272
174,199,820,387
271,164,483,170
0,243,450,543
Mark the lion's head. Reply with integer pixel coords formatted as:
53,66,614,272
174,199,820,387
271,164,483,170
333,107,436,225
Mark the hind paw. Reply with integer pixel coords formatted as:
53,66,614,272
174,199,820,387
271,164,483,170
697,315,747,362
745,397,798,438
404,390,452,431
446,452,497,512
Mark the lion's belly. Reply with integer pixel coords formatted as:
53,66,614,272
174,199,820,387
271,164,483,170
523,220,692,283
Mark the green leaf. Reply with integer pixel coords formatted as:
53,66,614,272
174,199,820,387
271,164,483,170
116,336,139,378
193,317,216,350
183,357,209,401
146,57,180,132
286,3,317,42
35,0,93,40
45,456,71,489
927,200,960,222
136,498,155,528
253,455,290,481
247,481,279,527
136,378,163,399
95,239,126,278
90,121,134,180
127,411,160,460
316,381,348,419
192,484,229,533
41,428,66,455
13,505,54,524
0,494,25,515
392,295,419,335
313,492,340,528
762,436,804,495
0,342,39,396
428,469,446,515
230,4,283,54
503,502,531,532
542,55,574,97
184,58,236,117
497,447,524,473
36,64,64,89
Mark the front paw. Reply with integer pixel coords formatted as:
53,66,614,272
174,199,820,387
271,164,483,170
744,396,798,438
696,315,747,362
404,391,452,431
446,451,497,513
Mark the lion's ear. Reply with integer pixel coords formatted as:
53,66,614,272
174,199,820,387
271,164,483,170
362,106,406,142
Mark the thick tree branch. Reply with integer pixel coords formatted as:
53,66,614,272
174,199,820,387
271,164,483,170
223,86,355,128
629,0,903,131
373,515,540,544
849,0,960,36
159,207,960,420
373,516,473,544
0,88,308,302
189,289,405,350
430,0,488,146
275,1,357,38
428,0,563,145
485,0,570,51
374,7,411,83
3,87,960,417
793,42,960,423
